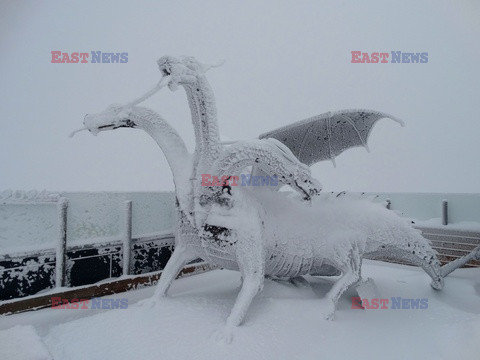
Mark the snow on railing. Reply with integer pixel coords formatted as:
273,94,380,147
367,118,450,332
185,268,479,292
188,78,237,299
55,197,68,288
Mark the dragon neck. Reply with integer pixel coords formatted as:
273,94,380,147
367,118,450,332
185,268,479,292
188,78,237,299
179,73,223,227
129,106,194,213
182,74,221,172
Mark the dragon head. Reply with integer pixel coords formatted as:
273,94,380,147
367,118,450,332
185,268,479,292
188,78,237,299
262,138,323,199
292,164,323,200
157,56,201,91
157,55,222,91
82,104,137,136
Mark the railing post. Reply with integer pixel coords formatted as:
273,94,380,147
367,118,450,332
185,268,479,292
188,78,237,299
442,199,448,226
386,198,391,210
123,200,133,276
55,197,68,287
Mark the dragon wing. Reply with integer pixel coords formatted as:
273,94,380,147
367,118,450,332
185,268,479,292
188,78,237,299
259,109,404,167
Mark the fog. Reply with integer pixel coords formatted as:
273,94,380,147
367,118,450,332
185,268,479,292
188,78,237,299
1,0,479,193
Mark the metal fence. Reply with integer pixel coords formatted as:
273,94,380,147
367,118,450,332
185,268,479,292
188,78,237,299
0,192,180,301
0,230,178,301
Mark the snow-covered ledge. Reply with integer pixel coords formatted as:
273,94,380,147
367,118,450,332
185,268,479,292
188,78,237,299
368,192,480,230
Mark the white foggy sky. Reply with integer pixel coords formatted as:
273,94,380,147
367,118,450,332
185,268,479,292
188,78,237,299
0,0,479,193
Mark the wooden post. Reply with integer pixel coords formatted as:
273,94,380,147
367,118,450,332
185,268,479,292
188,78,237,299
442,199,448,226
123,200,133,276
55,197,68,288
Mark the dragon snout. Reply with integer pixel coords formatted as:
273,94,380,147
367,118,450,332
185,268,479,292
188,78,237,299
299,178,322,198
309,178,323,194
157,56,176,76
161,67,171,76
83,113,101,135
83,113,92,127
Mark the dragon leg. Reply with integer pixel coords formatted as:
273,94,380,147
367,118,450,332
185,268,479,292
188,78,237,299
226,232,265,328
323,242,362,320
153,241,196,299
212,230,265,343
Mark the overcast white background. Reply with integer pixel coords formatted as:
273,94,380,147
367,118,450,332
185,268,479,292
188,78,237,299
0,0,479,193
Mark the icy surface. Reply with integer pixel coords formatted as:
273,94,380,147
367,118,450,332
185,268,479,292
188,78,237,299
0,192,175,252
0,202,57,251
0,261,479,360
66,192,175,243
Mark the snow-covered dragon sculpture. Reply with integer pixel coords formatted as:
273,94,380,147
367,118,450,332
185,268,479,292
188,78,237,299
77,55,480,341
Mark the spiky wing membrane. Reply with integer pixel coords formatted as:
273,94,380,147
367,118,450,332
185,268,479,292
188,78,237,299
259,109,404,167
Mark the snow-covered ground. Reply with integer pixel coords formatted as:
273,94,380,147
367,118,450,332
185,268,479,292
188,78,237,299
1,260,479,360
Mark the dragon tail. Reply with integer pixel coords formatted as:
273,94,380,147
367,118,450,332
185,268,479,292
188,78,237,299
440,244,480,277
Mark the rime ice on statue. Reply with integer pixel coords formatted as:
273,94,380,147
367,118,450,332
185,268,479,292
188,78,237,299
78,55,480,341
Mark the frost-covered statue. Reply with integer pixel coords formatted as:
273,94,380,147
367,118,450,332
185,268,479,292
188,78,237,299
76,55,480,342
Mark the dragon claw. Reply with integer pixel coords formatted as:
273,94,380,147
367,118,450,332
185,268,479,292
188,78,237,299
324,312,335,321
475,247,480,260
211,325,235,344
319,299,336,321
